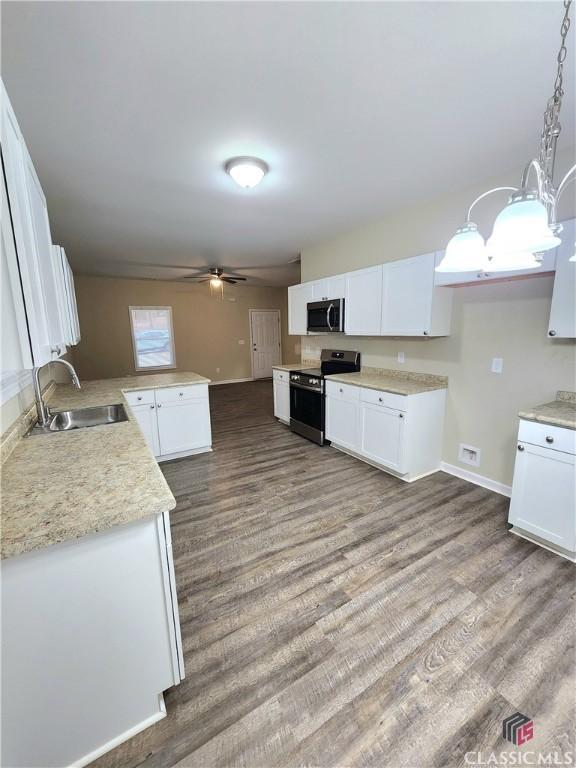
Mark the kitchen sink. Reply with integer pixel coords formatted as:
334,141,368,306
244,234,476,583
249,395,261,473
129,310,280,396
47,404,128,433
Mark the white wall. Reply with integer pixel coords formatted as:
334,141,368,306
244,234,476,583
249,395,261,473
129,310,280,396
300,150,576,487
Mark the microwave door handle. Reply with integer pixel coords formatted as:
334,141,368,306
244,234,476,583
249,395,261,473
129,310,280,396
326,303,334,331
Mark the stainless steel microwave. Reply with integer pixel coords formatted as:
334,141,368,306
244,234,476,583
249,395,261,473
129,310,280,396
307,298,345,333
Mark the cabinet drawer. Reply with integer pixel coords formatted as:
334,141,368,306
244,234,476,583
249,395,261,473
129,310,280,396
273,369,289,383
124,389,155,407
360,387,407,412
325,380,361,402
155,384,208,404
518,420,576,455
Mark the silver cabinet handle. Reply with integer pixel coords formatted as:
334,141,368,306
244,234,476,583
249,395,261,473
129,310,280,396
339,388,343,393
157,403,162,408
546,436,554,443
423,331,429,336
51,346,61,355
150,404,155,409
378,397,383,402
179,392,184,396
518,444,525,451
399,413,404,418
549,330,557,336
137,396,142,401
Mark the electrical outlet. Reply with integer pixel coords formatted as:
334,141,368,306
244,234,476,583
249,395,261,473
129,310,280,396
216,367,220,373
491,357,503,374
458,444,481,467
398,351,405,363
238,339,245,345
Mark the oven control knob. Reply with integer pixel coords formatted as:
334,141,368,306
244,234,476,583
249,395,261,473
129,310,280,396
310,378,318,385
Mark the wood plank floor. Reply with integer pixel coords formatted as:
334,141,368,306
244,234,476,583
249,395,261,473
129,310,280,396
94,380,575,768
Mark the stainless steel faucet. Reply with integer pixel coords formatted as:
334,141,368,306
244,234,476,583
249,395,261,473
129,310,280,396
33,359,81,429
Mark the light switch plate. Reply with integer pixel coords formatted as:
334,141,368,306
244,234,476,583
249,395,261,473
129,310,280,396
238,340,245,345
491,357,503,374
398,351,405,363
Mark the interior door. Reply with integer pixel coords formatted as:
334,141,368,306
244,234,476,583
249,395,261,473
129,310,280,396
251,310,281,379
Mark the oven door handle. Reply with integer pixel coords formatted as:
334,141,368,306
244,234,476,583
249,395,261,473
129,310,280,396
290,381,323,394
326,303,334,331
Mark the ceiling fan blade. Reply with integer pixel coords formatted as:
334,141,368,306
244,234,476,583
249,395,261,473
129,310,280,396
226,276,247,281
222,277,237,284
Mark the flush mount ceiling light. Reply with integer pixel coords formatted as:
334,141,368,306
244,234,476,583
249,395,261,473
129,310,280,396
225,156,268,188
437,0,575,274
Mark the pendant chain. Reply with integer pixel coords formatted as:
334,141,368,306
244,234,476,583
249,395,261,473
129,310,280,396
539,0,572,192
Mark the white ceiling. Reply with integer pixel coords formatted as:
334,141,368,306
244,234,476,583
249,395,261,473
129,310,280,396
2,2,574,286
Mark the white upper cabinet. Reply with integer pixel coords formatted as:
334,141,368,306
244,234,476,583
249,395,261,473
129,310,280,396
288,282,313,335
548,218,575,339
311,275,347,301
381,252,452,336
1,82,71,366
52,246,81,347
345,265,383,336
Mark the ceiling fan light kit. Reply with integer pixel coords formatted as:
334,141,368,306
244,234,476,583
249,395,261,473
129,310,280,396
436,0,575,274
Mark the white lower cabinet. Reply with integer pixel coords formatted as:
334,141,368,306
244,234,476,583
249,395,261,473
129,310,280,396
325,380,446,481
126,384,212,461
360,402,406,472
508,420,576,559
131,402,161,456
1,512,183,768
273,370,290,423
157,400,212,456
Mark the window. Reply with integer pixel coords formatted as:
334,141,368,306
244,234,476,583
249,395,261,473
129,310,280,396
129,306,175,371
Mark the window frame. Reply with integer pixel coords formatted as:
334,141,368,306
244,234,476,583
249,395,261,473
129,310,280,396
129,305,176,372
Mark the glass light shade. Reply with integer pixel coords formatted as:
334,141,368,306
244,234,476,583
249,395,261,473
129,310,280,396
486,193,561,257
225,157,268,188
210,277,223,288
569,242,576,262
486,251,541,272
435,223,487,272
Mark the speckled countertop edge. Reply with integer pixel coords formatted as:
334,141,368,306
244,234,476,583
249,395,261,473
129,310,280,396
1,372,210,560
326,367,448,396
519,391,576,430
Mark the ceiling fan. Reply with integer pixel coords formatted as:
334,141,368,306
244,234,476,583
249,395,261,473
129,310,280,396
183,267,248,285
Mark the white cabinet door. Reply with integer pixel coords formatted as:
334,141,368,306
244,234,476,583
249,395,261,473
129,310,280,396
23,149,66,355
548,218,575,339
131,403,161,457
157,400,212,455
381,253,434,335
312,275,347,301
1,84,64,365
345,266,383,336
288,283,313,335
273,380,290,422
326,396,360,452
360,402,406,472
509,441,575,552
60,247,81,345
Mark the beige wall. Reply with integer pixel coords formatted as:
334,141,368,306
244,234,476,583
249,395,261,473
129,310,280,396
71,276,299,382
300,151,576,488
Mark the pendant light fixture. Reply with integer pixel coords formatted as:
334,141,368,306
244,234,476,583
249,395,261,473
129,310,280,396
437,0,575,274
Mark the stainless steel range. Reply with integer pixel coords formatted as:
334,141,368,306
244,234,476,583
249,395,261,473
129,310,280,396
289,349,360,445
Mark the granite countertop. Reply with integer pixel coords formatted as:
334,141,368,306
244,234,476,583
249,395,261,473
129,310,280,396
272,363,301,372
1,372,210,560
326,367,448,396
519,391,576,430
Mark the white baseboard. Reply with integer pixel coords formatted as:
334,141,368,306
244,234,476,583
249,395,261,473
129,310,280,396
440,461,512,497
209,377,254,386
71,701,166,768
